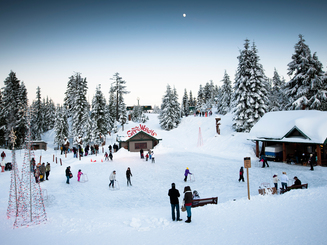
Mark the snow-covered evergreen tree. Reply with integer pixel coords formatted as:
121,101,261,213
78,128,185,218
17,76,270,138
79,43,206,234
64,74,78,117
117,90,128,129
181,89,190,116
158,85,181,130
30,87,43,140
0,89,5,146
1,71,28,148
90,85,108,144
54,105,69,147
284,34,327,110
43,97,56,131
189,91,195,107
110,73,129,121
71,73,89,140
197,85,205,112
217,71,233,115
268,68,288,111
232,40,268,132
107,85,116,132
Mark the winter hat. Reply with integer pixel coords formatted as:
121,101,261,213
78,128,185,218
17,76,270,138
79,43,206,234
171,183,175,188
273,174,277,177
186,167,189,170
294,176,298,179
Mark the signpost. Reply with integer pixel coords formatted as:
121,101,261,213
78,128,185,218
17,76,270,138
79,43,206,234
244,157,251,200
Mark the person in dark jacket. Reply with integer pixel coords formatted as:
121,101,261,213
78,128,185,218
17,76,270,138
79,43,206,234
126,167,133,186
65,166,72,184
239,167,244,182
292,176,302,186
308,154,315,171
183,186,193,223
168,183,182,221
39,163,46,182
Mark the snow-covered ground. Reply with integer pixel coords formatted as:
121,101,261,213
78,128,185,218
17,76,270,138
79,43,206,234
1,113,326,245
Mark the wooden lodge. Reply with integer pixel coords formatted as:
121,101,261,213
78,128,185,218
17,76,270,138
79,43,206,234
117,124,161,152
248,110,327,166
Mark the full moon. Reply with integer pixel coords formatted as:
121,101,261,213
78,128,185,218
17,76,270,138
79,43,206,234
183,13,186,17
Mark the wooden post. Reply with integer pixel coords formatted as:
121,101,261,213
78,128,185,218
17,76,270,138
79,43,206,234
316,145,322,166
39,156,42,164
53,154,55,162
282,143,287,162
256,141,259,157
244,157,251,200
60,158,62,166
56,157,57,164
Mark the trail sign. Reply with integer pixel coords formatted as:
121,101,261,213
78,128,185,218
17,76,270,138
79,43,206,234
244,157,251,168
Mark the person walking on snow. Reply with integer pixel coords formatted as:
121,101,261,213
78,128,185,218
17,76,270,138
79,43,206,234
239,167,244,182
273,174,279,190
280,172,289,190
168,183,182,221
183,186,193,223
109,170,116,188
45,162,51,180
184,168,192,182
77,169,83,182
126,167,132,186
1,151,6,161
66,166,72,184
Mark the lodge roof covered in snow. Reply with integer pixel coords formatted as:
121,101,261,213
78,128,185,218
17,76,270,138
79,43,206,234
248,110,327,144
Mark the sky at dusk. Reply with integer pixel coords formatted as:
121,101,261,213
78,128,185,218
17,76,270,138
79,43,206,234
1,0,326,107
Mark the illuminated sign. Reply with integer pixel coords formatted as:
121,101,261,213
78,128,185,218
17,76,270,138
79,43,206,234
127,124,157,137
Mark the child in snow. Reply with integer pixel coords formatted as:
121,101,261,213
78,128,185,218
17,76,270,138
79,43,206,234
104,152,109,161
109,170,116,188
239,167,244,182
145,153,149,161
273,174,279,190
184,168,192,182
109,152,113,161
126,167,132,186
77,169,83,182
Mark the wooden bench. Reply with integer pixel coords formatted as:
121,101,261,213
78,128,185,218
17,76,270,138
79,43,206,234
280,183,308,194
192,197,218,208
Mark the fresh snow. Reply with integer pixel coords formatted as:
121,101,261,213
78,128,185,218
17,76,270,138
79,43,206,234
1,113,327,245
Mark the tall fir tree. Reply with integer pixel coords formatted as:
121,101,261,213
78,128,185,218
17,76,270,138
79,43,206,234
70,73,89,141
0,89,6,146
189,91,195,107
2,71,28,148
107,85,116,132
54,105,69,148
232,40,268,132
197,84,205,112
64,74,77,117
30,86,43,140
284,34,327,110
90,85,108,145
217,71,233,115
158,85,181,130
110,73,129,121
268,68,288,111
181,89,190,116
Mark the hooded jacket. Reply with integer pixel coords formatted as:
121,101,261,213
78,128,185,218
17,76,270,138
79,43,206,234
168,184,180,204
183,186,193,206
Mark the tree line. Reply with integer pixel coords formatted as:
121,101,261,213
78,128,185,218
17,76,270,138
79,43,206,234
163,34,327,132
1,34,326,147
